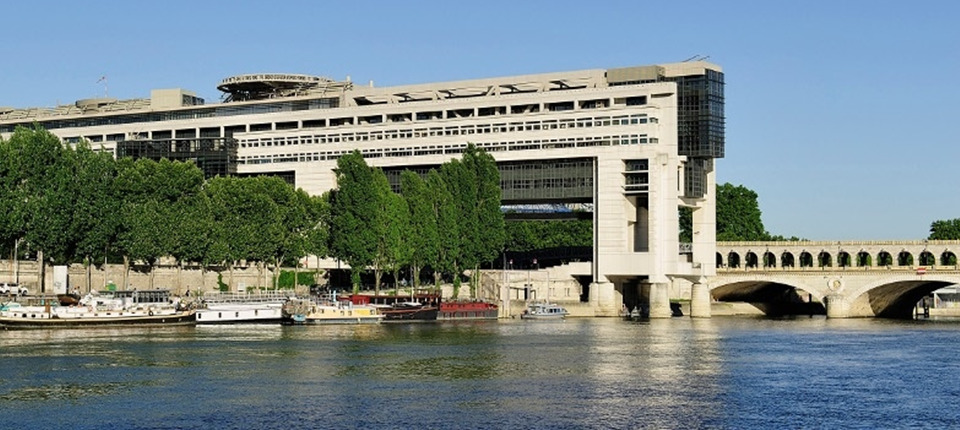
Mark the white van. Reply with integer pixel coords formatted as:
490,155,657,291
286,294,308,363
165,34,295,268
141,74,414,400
0,283,28,296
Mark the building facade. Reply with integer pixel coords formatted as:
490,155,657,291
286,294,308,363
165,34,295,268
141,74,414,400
0,61,724,317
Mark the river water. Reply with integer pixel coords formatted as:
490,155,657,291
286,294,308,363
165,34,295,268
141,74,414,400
1,317,958,429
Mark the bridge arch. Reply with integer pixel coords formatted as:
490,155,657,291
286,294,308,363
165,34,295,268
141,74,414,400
745,252,759,268
728,252,741,268
918,251,936,266
818,251,832,268
856,251,872,267
710,279,826,316
763,251,777,268
716,252,724,268
838,251,852,267
897,251,914,266
877,251,893,266
843,276,958,318
799,252,814,268
942,251,957,265
781,252,795,268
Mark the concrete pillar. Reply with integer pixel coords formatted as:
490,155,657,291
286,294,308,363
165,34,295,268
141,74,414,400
590,281,617,317
647,282,672,318
825,294,850,318
690,282,711,318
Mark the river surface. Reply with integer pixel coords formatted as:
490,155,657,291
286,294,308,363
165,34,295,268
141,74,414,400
1,317,959,429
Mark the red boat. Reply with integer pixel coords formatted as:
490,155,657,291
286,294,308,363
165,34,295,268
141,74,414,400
439,300,499,320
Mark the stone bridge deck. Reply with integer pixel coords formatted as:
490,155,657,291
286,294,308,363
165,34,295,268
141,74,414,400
707,241,960,318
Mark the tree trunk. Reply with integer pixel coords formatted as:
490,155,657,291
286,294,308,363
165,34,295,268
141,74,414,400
149,263,156,290
123,255,130,291
374,264,381,296
228,263,234,292
176,261,183,295
37,250,44,294
85,256,92,294
293,258,299,292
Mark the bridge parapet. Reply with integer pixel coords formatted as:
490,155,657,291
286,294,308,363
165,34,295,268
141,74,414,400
716,240,960,270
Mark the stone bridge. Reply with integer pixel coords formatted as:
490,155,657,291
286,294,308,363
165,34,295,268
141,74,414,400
704,240,960,318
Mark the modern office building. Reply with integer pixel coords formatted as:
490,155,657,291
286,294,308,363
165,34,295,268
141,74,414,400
0,61,724,317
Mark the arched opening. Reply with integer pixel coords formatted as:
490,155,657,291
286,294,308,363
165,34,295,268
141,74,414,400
728,252,741,268
856,251,872,267
860,280,956,318
941,251,957,266
877,251,893,266
918,251,936,266
763,252,777,268
897,251,914,266
781,252,795,268
799,252,814,268
716,252,724,268
837,251,852,267
818,251,833,268
710,281,825,317
745,252,759,268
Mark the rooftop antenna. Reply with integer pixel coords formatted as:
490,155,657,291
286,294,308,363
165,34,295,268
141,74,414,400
682,55,700,62
97,75,108,98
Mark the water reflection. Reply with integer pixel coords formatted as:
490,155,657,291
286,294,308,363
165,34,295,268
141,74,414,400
1,318,960,429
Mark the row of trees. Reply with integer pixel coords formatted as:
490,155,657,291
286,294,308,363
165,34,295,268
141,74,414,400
0,126,326,292
0,126,504,296
328,145,504,297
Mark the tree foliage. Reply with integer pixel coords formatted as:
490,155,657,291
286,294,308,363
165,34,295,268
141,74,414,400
929,219,960,240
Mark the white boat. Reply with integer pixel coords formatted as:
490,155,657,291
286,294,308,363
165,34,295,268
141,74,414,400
520,302,569,320
195,291,291,324
282,297,383,325
0,290,194,329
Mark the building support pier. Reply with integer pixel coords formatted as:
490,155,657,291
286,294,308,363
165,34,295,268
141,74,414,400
690,282,711,318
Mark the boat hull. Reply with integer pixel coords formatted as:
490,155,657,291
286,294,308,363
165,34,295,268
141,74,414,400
439,302,499,320
196,305,284,324
381,306,439,322
283,315,383,325
0,311,196,329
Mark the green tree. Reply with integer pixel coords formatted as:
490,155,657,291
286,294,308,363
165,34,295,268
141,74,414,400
716,183,768,241
6,126,77,291
400,170,438,289
464,144,505,298
70,143,121,292
328,151,380,292
929,219,960,240
382,190,411,293
426,169,458,290
440,159,476,298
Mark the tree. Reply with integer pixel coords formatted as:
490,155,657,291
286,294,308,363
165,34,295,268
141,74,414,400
929,219,960,240
440,159,476,297
401,170,438,289
464,144,505,298
70,143,120,292
6,126,76,291
716,183,768,241
382,191,411,293
328,151,380,292
426,169,458,290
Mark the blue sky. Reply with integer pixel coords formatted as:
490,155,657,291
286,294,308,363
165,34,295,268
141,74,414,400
2,0,958,240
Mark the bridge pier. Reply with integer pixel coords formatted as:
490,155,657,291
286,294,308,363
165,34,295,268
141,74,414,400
646,282,672,318
825,294,850,318
690,282,711,318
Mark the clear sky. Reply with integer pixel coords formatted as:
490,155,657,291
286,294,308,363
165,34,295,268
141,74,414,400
2,0,957,241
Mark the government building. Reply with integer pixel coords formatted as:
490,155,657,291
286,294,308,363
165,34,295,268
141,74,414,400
0,61,724,317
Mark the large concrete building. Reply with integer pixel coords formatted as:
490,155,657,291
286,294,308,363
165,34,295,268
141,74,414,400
0,61,725,317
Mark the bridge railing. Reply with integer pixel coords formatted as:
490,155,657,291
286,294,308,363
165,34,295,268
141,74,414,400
717,264,960,273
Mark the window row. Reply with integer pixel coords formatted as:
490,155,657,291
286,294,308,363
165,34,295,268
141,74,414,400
238,114,657,148
238,134,650,165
